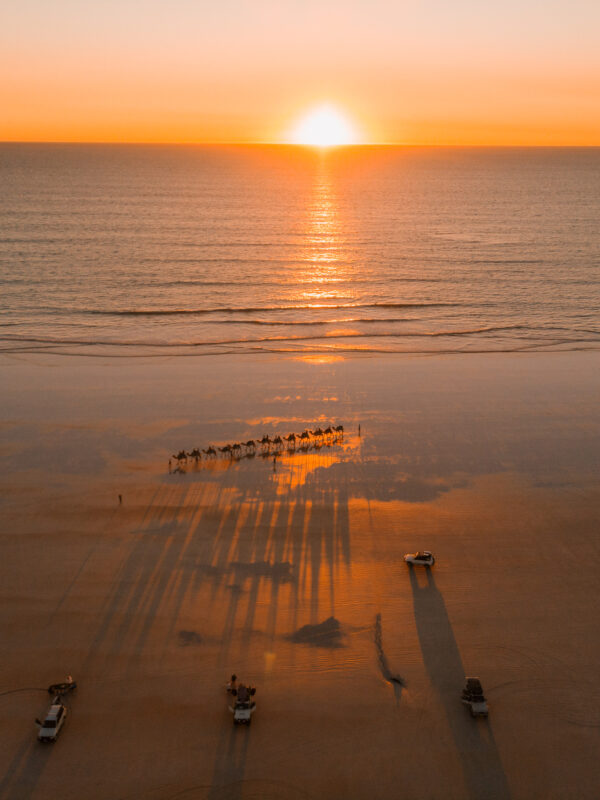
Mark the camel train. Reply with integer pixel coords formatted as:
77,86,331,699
171,425,344,468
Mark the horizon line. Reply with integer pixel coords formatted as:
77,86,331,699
1,140,599,148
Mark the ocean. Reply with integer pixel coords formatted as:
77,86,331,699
1,144,599,357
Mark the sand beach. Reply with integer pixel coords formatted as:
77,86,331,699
0,351,599,799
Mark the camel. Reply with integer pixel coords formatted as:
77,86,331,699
170,424,346,470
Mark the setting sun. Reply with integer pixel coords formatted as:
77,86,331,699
288,104,359,146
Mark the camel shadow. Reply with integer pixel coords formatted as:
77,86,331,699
207,451,352,666
409,568,511,800
79,446,352,694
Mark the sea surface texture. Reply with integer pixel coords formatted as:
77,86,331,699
1,145,599,357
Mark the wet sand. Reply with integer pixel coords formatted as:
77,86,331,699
0,352,599,800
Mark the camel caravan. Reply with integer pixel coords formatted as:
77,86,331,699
170,425,344,470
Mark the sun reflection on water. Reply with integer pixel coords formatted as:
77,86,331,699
297,159,351,306
296,354,345,364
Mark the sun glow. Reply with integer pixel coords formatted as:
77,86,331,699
289,104,359,146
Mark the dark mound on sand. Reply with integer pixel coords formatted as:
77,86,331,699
178,630,203,646
288,616,344,648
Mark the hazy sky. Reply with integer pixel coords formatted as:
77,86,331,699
2,0,599,143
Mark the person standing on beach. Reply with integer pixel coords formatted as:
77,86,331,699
118,494,122,504
358,423,361,436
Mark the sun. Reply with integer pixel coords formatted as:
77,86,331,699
289,104,359,146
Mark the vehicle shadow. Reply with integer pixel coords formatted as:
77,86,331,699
409,568,511,800
207,718,250,800
0,736,52,800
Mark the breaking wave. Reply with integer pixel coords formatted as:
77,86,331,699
62,301,461,316
1,324,598,355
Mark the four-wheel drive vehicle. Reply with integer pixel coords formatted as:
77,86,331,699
461,677,489,717
404,550,435,567
230,698,256,725
36,700,68,742
228,683,256,725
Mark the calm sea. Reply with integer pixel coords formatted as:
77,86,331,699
1,144,599,357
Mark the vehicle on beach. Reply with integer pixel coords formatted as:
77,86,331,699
227,675,256,725
404,550,435,567
35,676,76,742
36,699,68,742
461,677,489,717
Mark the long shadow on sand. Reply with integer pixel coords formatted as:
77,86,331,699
56,450,352,800
0,737,52,800
207,452,352,666
374,614,405,703
207,719,250,800
78,447,352,681
409,568,511,800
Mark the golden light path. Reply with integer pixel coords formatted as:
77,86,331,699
289,104,359,146
294,136,363,362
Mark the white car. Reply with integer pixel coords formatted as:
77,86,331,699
230,698,256,725
37,700,67,742
404,550,435,567
461,677,489,718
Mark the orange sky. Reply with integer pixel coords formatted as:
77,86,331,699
2,0,599,145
